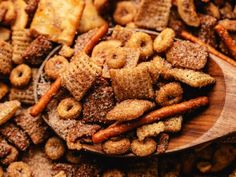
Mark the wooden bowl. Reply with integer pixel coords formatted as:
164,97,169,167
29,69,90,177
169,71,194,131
34,30,236,157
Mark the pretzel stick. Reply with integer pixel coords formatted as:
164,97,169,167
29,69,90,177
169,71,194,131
180,30,236,67
30,24,109,117
92,96,209,144
215,24,236,60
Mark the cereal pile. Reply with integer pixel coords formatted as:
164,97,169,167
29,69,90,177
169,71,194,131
0,0,235,176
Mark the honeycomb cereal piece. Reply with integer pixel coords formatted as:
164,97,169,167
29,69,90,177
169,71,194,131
164,116,183,133
137,122,165,141
168,68,216,88
166,41,208,70
110,66,154,101
0,100,21,126
134,0,172,31
10,64,32,88
113,1,137,26
0,40,12,75
1,145,19,165
59,45,74,58
12,29,32,64
111,25,134,45
61,52,101,101
7,161,31,177
131,138,157,157
102,138,131,155
0,82,8,100
82,78,115,124
14,108,49,144
0,123,30,151
45,137,65,160
106,99,155,121
44,55,69,80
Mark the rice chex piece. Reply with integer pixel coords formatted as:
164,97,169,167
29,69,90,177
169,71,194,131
110,66,154,101
14,108,49,144
168,68,216,88
60,52,101,101
135,0,172,31
0,40,12,75
164,116,183,133
0,123,30,151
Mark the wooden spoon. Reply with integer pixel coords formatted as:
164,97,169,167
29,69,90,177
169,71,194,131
34,31,236,157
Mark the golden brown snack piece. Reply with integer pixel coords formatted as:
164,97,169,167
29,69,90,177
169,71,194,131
92,96,209,143
164,116,183,133
102,169,125,177
102,138,131,155
12,0,28,29
54,171,66,177
57,98,82,120
135,0,172,31
0,40,12,75
30,0,85,45
44,55,68,80
215,24,236,60
0,1,16,25
0,82,8,100
7,161,31,177
0,137,11,158
25,0,40,19
155,82,183,106
168,68,216,88
60,52,101,101
219,2,235,19
106,99,155,121
127,32,153,59
14,108,49,144
111,25,134,45
1,145,19,165
45,137,65,160
110,66,154,101
0,100,21,126
219,19,236,32
137,122,165,141
150,56,172,79
59,45,74,58
106,49,127,69
22,35,53,66
177,0,200,27
0,123,30,151
78,0,106,33
166,41,208,70
113,1,137,26
10,64,32,88
12,29,32,64
156,133,169,154
154,28,175,53
0,27,11,41
131,138,156,156
82,78,115,124
52,163,78,177
196,161,212,173
204,2,220,19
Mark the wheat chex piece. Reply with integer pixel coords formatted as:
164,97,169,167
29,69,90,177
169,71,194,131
0,100,21,126
166,41,208,70
164,116,183,133
106,99,155,122
134,0,172,31
0,136,11,158
137,122,165,141
82,78,116,124
14,108,49,144
0,123,30,151
61,52,101,101
0,40,12,75
168,68,216,88
110,66,154,101
12,29,32,64
111,25,135,45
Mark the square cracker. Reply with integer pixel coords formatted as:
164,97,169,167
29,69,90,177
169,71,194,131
30,0,85,45
135,0,172,31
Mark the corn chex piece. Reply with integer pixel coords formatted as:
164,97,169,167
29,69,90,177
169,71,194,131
110,66,154,101
0,40,12,75
61,52,101,101
0,101,21,126
12,29,32,64
135,0,172,31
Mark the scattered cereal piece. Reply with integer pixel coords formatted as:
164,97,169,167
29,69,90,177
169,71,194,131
0,40,12,75
156,133,169,154
0,100,21,126
0,137,11,158
204,2,220,19
137,122,165,141
12,0,28,30
0,1,16,25
75,161,101,177
106,99,155,121
7,161,31,177
166,41,208,70
111,25,134,45
1,145,19,165
0,82,8,100
164,116,183,133
52,163,77,177
102,169,125,177
131,138,157,157
102,138,131,155
110,66,154,101
135,0,172,31
45,137,65,160
219,19,236,32
59,45,74,58
0,27,11,41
